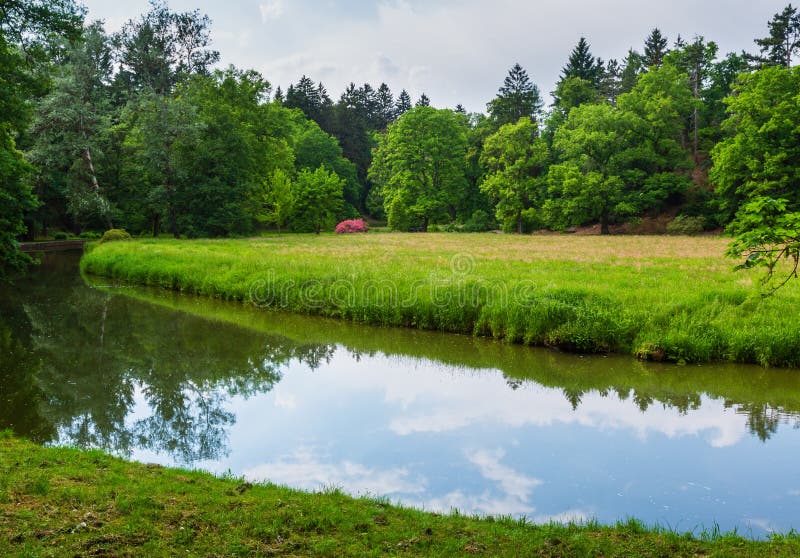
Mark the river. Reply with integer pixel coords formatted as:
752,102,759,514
1,251,798,537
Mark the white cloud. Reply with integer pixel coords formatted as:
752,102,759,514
243,447,425,496
259,0,284,22
467,448,542,502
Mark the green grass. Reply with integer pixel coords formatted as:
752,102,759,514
1,434,798,557
80,233,800,367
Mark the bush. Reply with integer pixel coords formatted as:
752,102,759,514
462,210,496,233
335,219,368,234
53,232,68,240
99,229,133,244
79,231,102,240
666,215,706,236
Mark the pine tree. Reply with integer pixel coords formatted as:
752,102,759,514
376,83,394,128
643,28,669,68
395,89,412,116
416,93,431,107
620,49,644,93
600,59,623,103
487,63,543,125
561,37,603,85
273,85,284,104
753,4,800,68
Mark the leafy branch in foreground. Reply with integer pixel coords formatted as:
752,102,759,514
726,197,800,293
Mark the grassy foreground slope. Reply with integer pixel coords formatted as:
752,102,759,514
2,435,799,557
81,234,800,367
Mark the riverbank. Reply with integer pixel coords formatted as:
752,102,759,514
80,234,800,367
2,434,797,557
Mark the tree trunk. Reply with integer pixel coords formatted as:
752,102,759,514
422,216,429,233
517,210,523,234
277,223,281,235
83,147,100,192
152,214,160,238
600,214,610,235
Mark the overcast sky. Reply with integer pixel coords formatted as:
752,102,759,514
81,0,789,113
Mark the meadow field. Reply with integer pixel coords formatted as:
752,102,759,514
81,233,800,367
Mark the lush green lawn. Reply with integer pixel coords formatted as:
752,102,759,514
1,434,797,557
81,233,800,367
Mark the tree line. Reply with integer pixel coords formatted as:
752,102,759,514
1,1,799,281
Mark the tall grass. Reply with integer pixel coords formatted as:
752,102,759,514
81,234,800,367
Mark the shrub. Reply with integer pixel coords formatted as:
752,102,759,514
53,232,68,240
79,231,102,240
335,219,369,234
462,210,496,232
99,229,133,244
666,215,706,235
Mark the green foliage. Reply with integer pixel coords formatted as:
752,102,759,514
53,232,69,240
252,169,294,234
667,215,706,235
480,118,549,233
712,66,800,288
27,22,115,231
552,76,603,116
289,167,345,233
99,229,132,243
462,210,497,232
0,0,82,278
370,106,468,231
726,197,800,292
0,131,38,278
291,116,360,207
547,104,645,233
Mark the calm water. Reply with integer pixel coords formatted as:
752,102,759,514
2,252,800,537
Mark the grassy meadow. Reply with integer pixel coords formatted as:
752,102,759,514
2,434,799,557
80,233,800,367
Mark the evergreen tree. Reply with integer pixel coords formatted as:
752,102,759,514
487,63,543,126
376,83,394,128
620,49,644,93
601,58,623,103
285,75,320,117
643,28,670,68
395,89,412,116
752,4,800,69
561,37,603,85
416,93,431,107
273,85,284,104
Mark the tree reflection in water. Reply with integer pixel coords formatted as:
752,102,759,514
0,252,334,463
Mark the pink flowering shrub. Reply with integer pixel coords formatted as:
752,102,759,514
335,219,369,234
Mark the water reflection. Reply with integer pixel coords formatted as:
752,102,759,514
1,253,333,462
2,252,800,535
